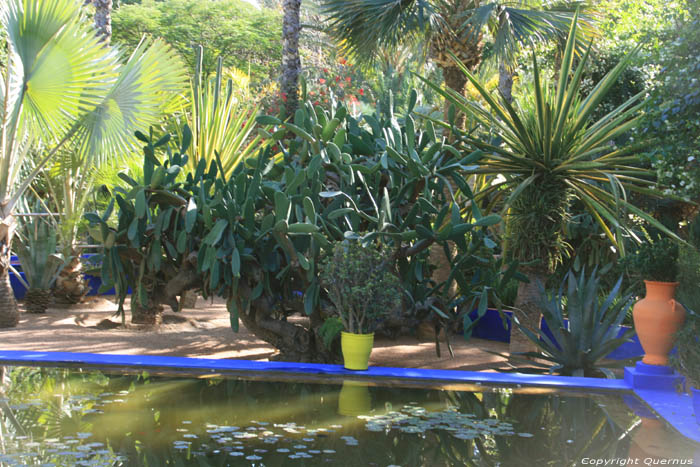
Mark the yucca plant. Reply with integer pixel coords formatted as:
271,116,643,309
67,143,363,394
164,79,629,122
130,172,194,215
0,0,184,325
420,11,678,354
13,214,64,313
513,269,635,377
176,46,263,180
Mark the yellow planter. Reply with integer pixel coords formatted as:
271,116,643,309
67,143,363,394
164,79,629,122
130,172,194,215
341,331,374,370
337,380,371,416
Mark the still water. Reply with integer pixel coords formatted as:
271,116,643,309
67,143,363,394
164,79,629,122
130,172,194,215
0,366,697,466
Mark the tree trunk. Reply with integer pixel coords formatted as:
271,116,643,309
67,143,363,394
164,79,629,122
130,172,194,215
24,289,52,314
131,299,163,325
281,0,302,117
234,281,339,363
179,290,198,310
53,252,89,305
509,266,547,355
89,0,112,44
440,64,469,130
498,62,514,104
0,215,19,328
0,270,19,328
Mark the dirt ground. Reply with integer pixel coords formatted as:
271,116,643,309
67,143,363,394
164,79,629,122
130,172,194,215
0,296,509,371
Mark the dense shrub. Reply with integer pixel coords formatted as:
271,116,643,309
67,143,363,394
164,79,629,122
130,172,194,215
88,100,518,361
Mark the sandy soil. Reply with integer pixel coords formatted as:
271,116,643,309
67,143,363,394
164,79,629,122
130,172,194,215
0,296,509,371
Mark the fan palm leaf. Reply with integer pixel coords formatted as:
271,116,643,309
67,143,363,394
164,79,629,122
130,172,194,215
0,0,184,324
72,37,186,168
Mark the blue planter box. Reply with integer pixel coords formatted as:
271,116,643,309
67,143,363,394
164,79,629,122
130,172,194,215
9,254,114,299
468,308,643,360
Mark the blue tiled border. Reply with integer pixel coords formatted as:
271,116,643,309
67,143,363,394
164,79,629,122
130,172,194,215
0,349,697,445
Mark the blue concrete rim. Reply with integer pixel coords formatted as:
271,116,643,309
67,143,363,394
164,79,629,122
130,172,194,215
0,349,629,391
0,349,697,445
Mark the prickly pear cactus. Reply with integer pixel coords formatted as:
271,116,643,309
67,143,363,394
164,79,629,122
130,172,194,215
89,98,516,361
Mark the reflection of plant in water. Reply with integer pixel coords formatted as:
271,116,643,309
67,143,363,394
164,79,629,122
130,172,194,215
0,366,125,465
489,394,629,467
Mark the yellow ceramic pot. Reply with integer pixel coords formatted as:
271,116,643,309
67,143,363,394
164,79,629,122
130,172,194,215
341,331,374,370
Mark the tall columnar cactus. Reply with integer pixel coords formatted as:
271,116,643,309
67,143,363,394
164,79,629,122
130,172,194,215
89,99,517,361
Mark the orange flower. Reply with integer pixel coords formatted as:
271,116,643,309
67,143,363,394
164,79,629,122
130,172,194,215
346,77,351,83
319,78,326,84
339,57,346,65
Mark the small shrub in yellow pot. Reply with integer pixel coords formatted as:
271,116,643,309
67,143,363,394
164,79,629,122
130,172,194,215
320,241,402,370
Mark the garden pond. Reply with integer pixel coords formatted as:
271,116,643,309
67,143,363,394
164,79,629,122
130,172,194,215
0,365,697,466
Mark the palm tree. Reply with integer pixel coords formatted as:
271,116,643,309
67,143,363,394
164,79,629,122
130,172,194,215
85,0,112,44
281,0,302,116
323,0,596,123
421,14,679,354
0,0,185,326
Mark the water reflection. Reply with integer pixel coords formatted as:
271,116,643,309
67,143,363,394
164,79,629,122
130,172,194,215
337,380,372,416
0,366,696,466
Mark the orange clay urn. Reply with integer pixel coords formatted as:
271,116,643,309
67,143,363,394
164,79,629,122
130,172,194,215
632,281,686,366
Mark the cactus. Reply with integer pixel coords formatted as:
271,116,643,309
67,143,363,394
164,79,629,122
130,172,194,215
88,98,517,361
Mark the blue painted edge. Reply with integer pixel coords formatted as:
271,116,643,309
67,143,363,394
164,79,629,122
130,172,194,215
634,388,700,444
0,349,629,391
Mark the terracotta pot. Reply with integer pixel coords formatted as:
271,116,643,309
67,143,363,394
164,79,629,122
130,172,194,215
633,281,685,366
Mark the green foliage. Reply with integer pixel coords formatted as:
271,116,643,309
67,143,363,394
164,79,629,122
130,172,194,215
318,316,344,349
619,233,678,284
640,1,700,198
13,215,64,291
174,47,263,179
674,238,700,388
320,241,401,334
421,13,678,271
673,308,700,388
112,0,281,81
579,48,646,124
322,0,595,67
514,269,635,377
88,97,511,358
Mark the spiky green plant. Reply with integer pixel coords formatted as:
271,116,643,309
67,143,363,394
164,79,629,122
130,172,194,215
177,47,263,179
13,214,64,313
420,11,678,354
513,269,635,377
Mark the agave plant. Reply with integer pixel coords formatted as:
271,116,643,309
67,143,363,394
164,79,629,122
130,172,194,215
175,46,263,180
420,11,678,354
513,269,635,377
13,214,64,313
0,0,184,325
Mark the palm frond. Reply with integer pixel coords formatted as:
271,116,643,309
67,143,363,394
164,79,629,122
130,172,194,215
72,37,186,167
322,0,434,61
